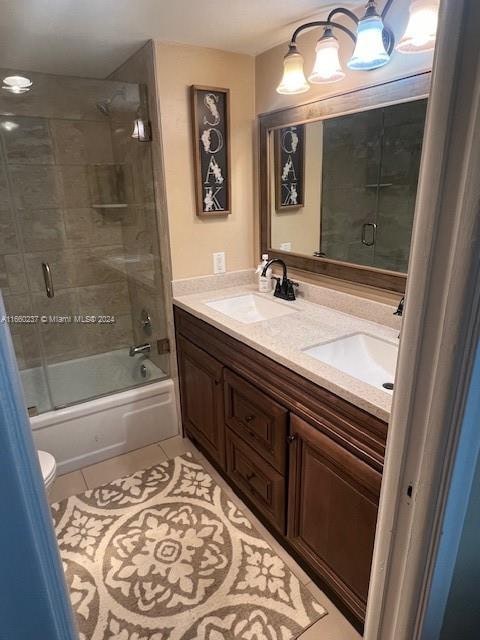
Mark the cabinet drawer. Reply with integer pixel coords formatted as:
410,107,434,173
224,369,288,473
225,428,286,534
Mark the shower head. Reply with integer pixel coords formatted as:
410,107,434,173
95,87,127,116
96,100,110,116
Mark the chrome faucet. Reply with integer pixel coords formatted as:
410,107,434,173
261,258,299,301
129,343,151,357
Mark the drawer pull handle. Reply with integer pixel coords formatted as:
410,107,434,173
246,472,256,481
245,415,254,423
288,434,297,443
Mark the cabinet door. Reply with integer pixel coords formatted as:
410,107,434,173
288,414,381,622
177,335,225,468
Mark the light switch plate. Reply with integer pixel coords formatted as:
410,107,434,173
213,252,226,274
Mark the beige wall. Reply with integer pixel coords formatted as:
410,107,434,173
154,42,255,280
255,0,434,115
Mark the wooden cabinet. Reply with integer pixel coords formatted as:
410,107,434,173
175,306,387,628
288,414,381,621
176,334,226,468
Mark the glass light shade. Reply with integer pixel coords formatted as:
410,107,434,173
397,0,438,53
276,48,310,95
308,35,345,84
348,15,390,70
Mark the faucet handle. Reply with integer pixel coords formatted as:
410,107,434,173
285,279,298,301
394,296,405,316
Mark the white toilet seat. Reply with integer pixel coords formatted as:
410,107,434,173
38,450,57,492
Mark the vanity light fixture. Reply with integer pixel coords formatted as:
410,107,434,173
276,0,439,94
2,75,33,94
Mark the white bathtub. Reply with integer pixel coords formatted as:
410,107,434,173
28,350,179,475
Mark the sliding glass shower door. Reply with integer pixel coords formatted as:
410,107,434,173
0,69,169,414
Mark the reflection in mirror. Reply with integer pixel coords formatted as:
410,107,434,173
270,98,427,274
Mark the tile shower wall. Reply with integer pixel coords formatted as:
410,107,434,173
321,99,427,273
0,70,142,368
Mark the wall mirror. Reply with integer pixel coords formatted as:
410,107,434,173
259,73,431,293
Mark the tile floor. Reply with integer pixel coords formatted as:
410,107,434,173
50,436,361,640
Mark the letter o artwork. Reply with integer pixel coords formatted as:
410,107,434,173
191,86,231,216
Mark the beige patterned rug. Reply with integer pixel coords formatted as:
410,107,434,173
52,453,327,640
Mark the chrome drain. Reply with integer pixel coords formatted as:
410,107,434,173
383,382,394,390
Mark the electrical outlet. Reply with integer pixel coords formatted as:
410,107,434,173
213,252,226,274
280,242,292,252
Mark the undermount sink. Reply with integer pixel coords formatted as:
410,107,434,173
303,332,398,392
205,293,298,324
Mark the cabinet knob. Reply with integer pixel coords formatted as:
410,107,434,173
287,434,297,443
245,415,254,423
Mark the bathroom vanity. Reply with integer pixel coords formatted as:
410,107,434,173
174,286,396,628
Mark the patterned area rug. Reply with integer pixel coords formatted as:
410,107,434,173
52,453,327,640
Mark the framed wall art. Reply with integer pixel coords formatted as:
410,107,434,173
275,124,305,211
191,85,231,217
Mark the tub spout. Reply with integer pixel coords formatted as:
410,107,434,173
129,343,151,357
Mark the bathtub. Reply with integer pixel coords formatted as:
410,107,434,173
28,349,179,475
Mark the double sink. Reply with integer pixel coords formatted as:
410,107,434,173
205,293,398,393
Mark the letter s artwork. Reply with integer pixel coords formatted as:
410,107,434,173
192,87,231,216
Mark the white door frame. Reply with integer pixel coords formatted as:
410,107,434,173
365,1,480,638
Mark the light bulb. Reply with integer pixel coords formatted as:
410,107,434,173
397,0,438,53
348,14,390,70
309,29,345,84
276,45,310,95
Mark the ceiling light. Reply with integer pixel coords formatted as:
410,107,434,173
397,0,439,53
276,45,310,95
2,75,33,94
1,121,19,132
309,28,345,84
348,1,390,70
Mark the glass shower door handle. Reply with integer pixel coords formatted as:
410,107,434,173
42,262,54,298
362,223,377,247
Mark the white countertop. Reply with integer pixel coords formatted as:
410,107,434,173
173,284,397,422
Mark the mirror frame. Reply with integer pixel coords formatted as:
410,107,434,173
259,72,431,294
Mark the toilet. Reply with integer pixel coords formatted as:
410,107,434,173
38,450,57,494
